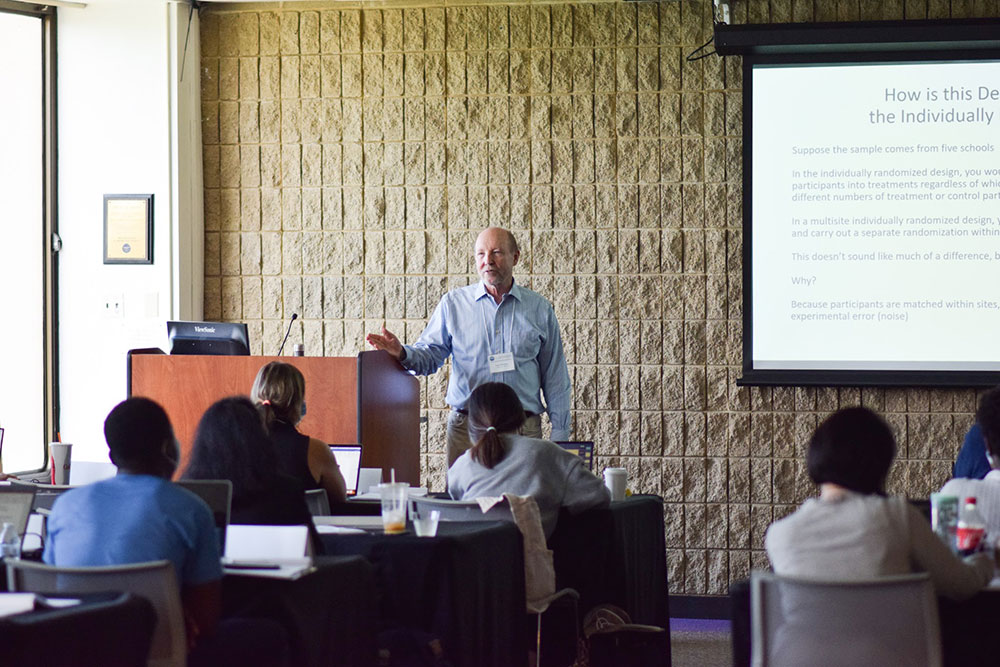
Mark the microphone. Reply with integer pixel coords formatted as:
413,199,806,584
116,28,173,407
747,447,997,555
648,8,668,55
277,313,298,356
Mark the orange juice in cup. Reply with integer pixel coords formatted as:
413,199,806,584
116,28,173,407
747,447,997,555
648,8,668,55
379,483,408,534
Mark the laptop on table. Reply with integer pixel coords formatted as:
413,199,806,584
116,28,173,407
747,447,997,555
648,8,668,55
330,444,363,496
554,441,595,471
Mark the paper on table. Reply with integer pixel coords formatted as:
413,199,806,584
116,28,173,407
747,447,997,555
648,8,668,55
315,525,367,535
313,515,384,529
0,593,36,618
353,486,428,501
224,524,309,560
222,560,315,580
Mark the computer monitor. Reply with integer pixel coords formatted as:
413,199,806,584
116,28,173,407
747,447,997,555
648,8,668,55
330,444,363,496
167,321,250,356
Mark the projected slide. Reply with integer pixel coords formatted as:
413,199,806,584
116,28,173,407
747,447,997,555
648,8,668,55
752,60,1000,372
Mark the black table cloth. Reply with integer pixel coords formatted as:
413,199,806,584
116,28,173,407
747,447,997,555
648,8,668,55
550,495,671,631
223,555,378,667
320,520,527,667
0,591,156,667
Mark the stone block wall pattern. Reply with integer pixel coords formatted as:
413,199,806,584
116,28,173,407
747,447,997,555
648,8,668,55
200,0,999,595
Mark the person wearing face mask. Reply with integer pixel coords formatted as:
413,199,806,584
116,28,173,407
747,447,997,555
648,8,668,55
940,387,1000,541
251,361,347,504
366,227,572,467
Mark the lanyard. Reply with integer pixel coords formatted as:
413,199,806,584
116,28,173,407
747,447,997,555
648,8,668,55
481,295,516,355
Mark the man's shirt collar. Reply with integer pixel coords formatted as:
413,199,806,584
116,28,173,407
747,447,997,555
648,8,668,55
475,279,522,303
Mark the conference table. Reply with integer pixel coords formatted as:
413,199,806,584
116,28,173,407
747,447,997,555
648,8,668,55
321,494,670,667
319,520,527,667
1,591,156,666
223,555,378,667
550,494,671,632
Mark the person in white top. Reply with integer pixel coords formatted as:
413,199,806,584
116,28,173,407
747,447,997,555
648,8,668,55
766,406,992,600
940,386,1000,543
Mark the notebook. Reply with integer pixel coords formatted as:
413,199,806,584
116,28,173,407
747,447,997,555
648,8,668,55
330,444,363,496
554,441,595,471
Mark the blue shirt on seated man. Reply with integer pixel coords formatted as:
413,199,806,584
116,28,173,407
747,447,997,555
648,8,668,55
44,397,222,646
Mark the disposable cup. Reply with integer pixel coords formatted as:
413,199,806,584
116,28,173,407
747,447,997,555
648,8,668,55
603,467,627,502
378,483,408,534
50,442,73,485
413,510,441,537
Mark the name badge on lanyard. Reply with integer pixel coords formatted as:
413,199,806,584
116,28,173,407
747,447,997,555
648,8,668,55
484,296,517,374
489,352,515,374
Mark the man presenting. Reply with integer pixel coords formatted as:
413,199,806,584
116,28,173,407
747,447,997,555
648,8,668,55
367,227,571,466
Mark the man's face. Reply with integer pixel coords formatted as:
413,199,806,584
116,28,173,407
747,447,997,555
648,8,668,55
474,228,519,290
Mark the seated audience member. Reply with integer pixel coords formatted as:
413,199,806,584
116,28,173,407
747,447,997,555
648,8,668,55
182,396,320,545
251,361,347,504
952,421,991,480
765,406,992,600
43,398,287,665
941,387,1000,539
447,382,609,538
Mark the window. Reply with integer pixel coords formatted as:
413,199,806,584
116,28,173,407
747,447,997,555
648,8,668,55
0,4,56,473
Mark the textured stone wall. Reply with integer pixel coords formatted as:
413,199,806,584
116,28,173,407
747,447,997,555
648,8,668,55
200,0,995,595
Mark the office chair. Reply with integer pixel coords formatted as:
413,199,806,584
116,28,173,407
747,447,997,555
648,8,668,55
410,496,516,522
304,488,331,516
7,559,187,667
750,571,941,667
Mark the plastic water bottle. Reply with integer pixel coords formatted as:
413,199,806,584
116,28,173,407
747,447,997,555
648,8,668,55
0,522,20,561
956,497,986,556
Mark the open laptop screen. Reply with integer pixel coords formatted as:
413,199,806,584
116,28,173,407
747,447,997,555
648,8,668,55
330,445,362,496
554,441,595,471
0,484,36,539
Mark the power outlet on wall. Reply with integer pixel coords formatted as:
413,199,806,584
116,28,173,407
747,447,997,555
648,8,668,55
103,293,124,318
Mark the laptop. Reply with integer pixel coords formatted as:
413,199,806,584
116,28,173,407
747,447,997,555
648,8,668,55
0,484,37,545
330,444,363,496
554,441,595,471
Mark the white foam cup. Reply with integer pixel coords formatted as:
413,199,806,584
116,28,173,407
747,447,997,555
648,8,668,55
603,467,627,501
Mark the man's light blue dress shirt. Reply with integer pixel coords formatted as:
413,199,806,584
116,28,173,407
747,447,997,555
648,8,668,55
400,281,572,441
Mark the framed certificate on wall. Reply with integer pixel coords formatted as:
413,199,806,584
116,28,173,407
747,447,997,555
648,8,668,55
103,194,153,264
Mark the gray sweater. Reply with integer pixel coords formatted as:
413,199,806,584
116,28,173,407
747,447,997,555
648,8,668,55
448,434,611,537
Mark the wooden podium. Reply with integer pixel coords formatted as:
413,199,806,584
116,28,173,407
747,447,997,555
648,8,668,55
127,350,421,484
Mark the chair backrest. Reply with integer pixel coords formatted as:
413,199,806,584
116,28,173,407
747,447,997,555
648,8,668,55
750,571,941,667
175,479,233,550
411,496,515,522
304,488,331,516
7,558,187,667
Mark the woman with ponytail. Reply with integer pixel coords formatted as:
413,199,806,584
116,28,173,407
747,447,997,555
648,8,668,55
251,361,347,504
448,382,609,538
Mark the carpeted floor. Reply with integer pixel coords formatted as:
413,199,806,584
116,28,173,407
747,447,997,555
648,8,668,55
670,618,732,667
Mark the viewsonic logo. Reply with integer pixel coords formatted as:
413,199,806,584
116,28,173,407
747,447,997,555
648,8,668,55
194,326,216,333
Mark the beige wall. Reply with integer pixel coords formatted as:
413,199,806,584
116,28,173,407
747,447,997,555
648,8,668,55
200,0,993,595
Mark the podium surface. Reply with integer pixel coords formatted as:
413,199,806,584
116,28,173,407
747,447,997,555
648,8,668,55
127,351,420,484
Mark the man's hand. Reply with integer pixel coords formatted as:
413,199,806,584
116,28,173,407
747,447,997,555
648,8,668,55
366,326,404,360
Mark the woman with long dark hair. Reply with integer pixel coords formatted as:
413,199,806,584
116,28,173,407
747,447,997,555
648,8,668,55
251,361,347,504
447,382,609,537
182,396,317,536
